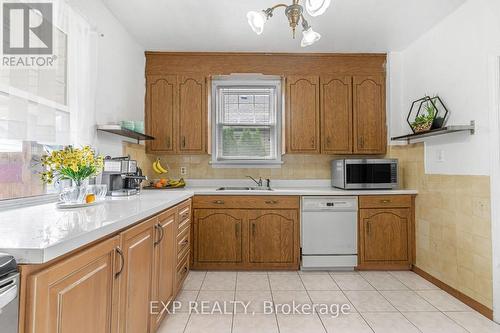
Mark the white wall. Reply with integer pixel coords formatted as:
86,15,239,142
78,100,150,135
69,0,146,157
389,0,500,176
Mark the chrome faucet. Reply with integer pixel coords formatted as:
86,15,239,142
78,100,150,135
246,175,271,190
246,175,263,187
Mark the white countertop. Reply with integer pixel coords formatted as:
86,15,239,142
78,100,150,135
0,191,193,264
0,179,417,265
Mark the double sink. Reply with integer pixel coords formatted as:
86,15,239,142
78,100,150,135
216,187,273,191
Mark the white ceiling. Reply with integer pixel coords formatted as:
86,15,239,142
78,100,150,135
103,0,465,53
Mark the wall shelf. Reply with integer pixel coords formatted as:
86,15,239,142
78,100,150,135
97,125,154,144
391,121,475,143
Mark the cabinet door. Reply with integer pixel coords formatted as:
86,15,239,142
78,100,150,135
248,210,297,264
353,75,386,154
359,208,409,263
151,209,176,331
286,75,320,153
28,236,120,333
321,76,353,154
118,217,156,333
194,209,243,263
178,75,207,153
146,75,177,153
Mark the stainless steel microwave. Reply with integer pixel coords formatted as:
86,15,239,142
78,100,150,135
331,159,399,190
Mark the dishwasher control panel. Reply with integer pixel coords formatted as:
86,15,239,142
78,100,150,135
302,196,358,211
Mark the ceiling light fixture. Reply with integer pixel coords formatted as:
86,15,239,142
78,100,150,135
247,0,330,47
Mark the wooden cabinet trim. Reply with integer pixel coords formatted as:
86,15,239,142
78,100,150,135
193,195,300,209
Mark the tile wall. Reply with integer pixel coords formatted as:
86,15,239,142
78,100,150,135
389,143,492,308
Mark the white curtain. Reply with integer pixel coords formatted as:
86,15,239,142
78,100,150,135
0,0,98,147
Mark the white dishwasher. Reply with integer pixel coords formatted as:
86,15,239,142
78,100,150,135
301,197,358,270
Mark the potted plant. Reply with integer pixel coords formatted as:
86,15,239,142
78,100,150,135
40,146,104,203
411,100,436,133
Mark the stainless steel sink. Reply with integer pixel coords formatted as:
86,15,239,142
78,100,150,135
216,186,273,191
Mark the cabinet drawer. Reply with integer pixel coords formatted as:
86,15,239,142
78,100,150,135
193,195,300,209
177,226,190,259
176,251,189,288
359,195,412,209
177,200,191,227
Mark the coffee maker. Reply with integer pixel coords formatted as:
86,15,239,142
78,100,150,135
101,156,147,196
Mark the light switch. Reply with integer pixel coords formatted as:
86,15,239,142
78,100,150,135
437,150,445,162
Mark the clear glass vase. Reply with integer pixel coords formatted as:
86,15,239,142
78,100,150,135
59,182,88,204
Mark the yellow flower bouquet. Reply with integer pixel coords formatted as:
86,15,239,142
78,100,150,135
40,146,104,186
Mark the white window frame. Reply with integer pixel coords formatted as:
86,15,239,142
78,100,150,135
211,75,283,168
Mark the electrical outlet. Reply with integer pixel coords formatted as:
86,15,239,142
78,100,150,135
180,166,187,176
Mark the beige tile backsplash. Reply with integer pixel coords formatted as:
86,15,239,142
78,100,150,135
124,141,493,308
389,143,492,308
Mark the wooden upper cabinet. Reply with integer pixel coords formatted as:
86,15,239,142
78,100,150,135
178,75,207,153
248,210,297,264
194,209,243,263
151,209,176,331
353,75,386,154
359,208,410,264
321,76,353,154
118,217,156,333
146,75,176,153
286,75,320,153
27,236,120,333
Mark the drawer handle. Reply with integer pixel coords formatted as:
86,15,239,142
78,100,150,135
115,247,124,279
265,200,278,204
366,221,371,235
181,211,189,219
380,199,391,204
252,222,256,237
213,200,225,204
180,239,189,246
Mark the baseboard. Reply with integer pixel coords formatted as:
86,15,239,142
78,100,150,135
412,266,493,320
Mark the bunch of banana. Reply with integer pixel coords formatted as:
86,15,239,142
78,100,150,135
152,159,168,175
168,178,185,188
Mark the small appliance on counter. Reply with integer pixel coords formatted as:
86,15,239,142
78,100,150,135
101,156,148,196
0,253,19,333
331,159,399,190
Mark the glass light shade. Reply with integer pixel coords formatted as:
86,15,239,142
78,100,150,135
301,27,321,47
305,0,332,17
247,11,267,35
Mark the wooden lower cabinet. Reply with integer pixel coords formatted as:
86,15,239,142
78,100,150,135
248,210,297,264
358,195,414,270
192,196,300,270
194,209,243,264
118,217,156,333
21,199,192,333
150,208,176,331
26,236,120,333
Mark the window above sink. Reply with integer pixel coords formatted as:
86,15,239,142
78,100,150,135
211,75,283,168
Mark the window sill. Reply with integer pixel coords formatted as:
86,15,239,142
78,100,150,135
210,160,284,169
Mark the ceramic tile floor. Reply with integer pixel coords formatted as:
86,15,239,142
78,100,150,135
157,270,500,333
